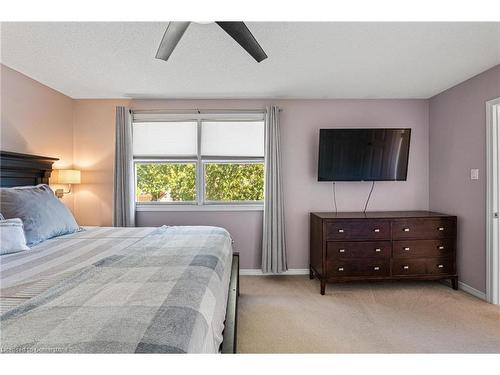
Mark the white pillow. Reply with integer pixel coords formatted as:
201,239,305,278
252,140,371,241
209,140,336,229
0,218,30,255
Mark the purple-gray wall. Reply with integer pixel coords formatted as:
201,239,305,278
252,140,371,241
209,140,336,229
429,64,500,293
135,99,430,269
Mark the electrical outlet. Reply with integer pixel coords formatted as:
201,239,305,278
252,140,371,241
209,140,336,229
470,169,479,180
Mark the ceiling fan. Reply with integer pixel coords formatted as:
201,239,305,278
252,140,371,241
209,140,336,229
155,22,268,63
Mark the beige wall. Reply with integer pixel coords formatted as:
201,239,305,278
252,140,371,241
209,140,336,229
72,99,130,225
0,64,75,209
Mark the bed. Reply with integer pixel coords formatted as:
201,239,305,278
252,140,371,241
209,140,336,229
0,151,239,353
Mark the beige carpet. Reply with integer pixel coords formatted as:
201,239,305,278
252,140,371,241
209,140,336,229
237,275,500,353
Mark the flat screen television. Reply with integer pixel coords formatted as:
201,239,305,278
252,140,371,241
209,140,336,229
318,128,411,181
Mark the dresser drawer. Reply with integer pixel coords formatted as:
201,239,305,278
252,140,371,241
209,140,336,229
392,239,455,258
325,220,390,241
392,257,454,276
392,218,456,240
327,241,391,260
328,259,390,277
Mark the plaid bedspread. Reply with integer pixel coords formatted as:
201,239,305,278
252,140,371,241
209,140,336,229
0,226,233,353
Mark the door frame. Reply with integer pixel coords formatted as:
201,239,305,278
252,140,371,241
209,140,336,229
486,97,500,304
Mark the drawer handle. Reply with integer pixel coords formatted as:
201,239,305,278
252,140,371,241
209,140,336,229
438,264,444,268
373,266,380,271
403,265,409,270
438,245,445,250
403,247,410,251
438,227,445,231
338,267,344,272
339,249,346,253
403,228,410,232
373,228,380,233
338,229,344,233
375,248,382,252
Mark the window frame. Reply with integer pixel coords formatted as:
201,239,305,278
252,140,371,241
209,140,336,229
133,112,265,211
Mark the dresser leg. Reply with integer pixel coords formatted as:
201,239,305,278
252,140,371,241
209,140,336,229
320,280,326,295
451,277,458,290
309,266,314,280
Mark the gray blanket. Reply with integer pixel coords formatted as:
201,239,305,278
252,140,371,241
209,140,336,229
0,226,233,353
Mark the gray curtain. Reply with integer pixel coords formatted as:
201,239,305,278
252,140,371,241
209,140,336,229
262,106,287,273
113,106,135,227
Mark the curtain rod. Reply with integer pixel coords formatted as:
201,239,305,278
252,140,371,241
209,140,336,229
130,108,283,114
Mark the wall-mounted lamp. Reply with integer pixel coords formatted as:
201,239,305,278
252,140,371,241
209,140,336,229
53,169,81,198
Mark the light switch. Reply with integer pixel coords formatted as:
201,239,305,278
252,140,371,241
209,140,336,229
470,169,479,180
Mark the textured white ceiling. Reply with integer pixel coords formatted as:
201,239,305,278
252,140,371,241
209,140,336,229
1,22,499,99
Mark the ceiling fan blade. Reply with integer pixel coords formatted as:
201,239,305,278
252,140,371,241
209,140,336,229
155,22,191,61
215,22,268,62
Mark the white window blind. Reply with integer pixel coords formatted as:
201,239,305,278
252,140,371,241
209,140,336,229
133,121,197,156
201,121,265,157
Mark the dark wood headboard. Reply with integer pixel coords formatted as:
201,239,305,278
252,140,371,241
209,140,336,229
0,151,59,187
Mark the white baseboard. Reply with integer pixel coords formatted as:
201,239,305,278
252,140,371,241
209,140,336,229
441,279,487,300
240,268,309,276
457,281,487,300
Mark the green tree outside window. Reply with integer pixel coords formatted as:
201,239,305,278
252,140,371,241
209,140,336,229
205,163,264,201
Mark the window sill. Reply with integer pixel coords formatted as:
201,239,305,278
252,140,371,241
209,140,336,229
135,204,264,212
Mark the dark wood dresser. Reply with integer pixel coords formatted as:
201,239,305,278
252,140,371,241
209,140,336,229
309,211,457,295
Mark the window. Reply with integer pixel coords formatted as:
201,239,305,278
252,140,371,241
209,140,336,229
133,112,265,208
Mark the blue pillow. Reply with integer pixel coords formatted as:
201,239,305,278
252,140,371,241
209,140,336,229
0,184,80,246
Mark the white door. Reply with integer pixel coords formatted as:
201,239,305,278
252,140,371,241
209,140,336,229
486,97,500,304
